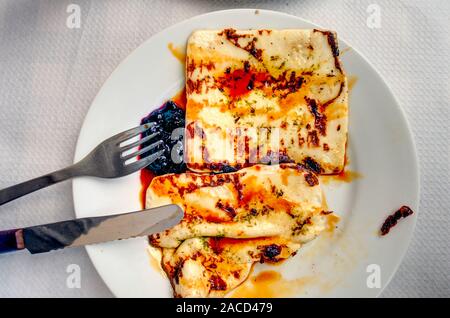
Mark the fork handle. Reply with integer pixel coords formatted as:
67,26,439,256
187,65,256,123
0,165,81,206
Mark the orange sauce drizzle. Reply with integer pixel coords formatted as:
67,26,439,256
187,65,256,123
320,154,362,185
146,247,165,277
321,170,362,185
168,43,186,64
326,213,341,233
231,270,315,298
348,75,358,92
171,87,187,110
334,170,362,183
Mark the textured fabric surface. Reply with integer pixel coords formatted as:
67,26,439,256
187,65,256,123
0,0,448,297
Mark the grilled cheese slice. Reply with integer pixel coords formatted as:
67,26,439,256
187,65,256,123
185,29,348,174
161,237,300,298
146,164,327,248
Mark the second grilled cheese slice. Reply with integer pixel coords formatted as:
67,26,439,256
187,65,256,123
161,237,300,298
146,164,327,248
185,28,348,174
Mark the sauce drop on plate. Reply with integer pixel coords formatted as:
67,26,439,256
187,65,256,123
171,87,187,110
167,43,186,64
321,170,362,185
320,155,362,185
231,270,315,298
146,246,165,277
348,75,358,92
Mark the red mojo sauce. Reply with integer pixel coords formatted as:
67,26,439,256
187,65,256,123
218,66,270,99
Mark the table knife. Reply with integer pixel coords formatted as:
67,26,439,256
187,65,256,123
0,204,183,254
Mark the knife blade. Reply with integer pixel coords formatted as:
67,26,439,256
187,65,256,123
0,204,183,254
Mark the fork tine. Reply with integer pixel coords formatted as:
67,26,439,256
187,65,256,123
121,140,164,161
123,149,165,173
114,123,156,144
120,132,160,151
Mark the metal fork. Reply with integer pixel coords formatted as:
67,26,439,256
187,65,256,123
0,123,163,206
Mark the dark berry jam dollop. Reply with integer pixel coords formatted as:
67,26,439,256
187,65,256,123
263,244,282,260
140,100,187,175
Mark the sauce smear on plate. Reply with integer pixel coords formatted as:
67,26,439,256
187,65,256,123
231,270,315,298
167,43,186,64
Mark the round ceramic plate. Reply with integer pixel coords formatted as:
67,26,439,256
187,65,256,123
73,9,419,298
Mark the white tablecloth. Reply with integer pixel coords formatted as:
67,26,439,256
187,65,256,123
0,0,448,297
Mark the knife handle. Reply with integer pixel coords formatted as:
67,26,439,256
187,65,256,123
0,228,25,254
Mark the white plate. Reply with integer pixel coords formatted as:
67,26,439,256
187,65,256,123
73,9,419,298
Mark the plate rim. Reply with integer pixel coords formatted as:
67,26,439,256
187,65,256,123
73,8,420,298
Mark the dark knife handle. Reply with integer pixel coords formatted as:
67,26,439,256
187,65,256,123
0,228,25,254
